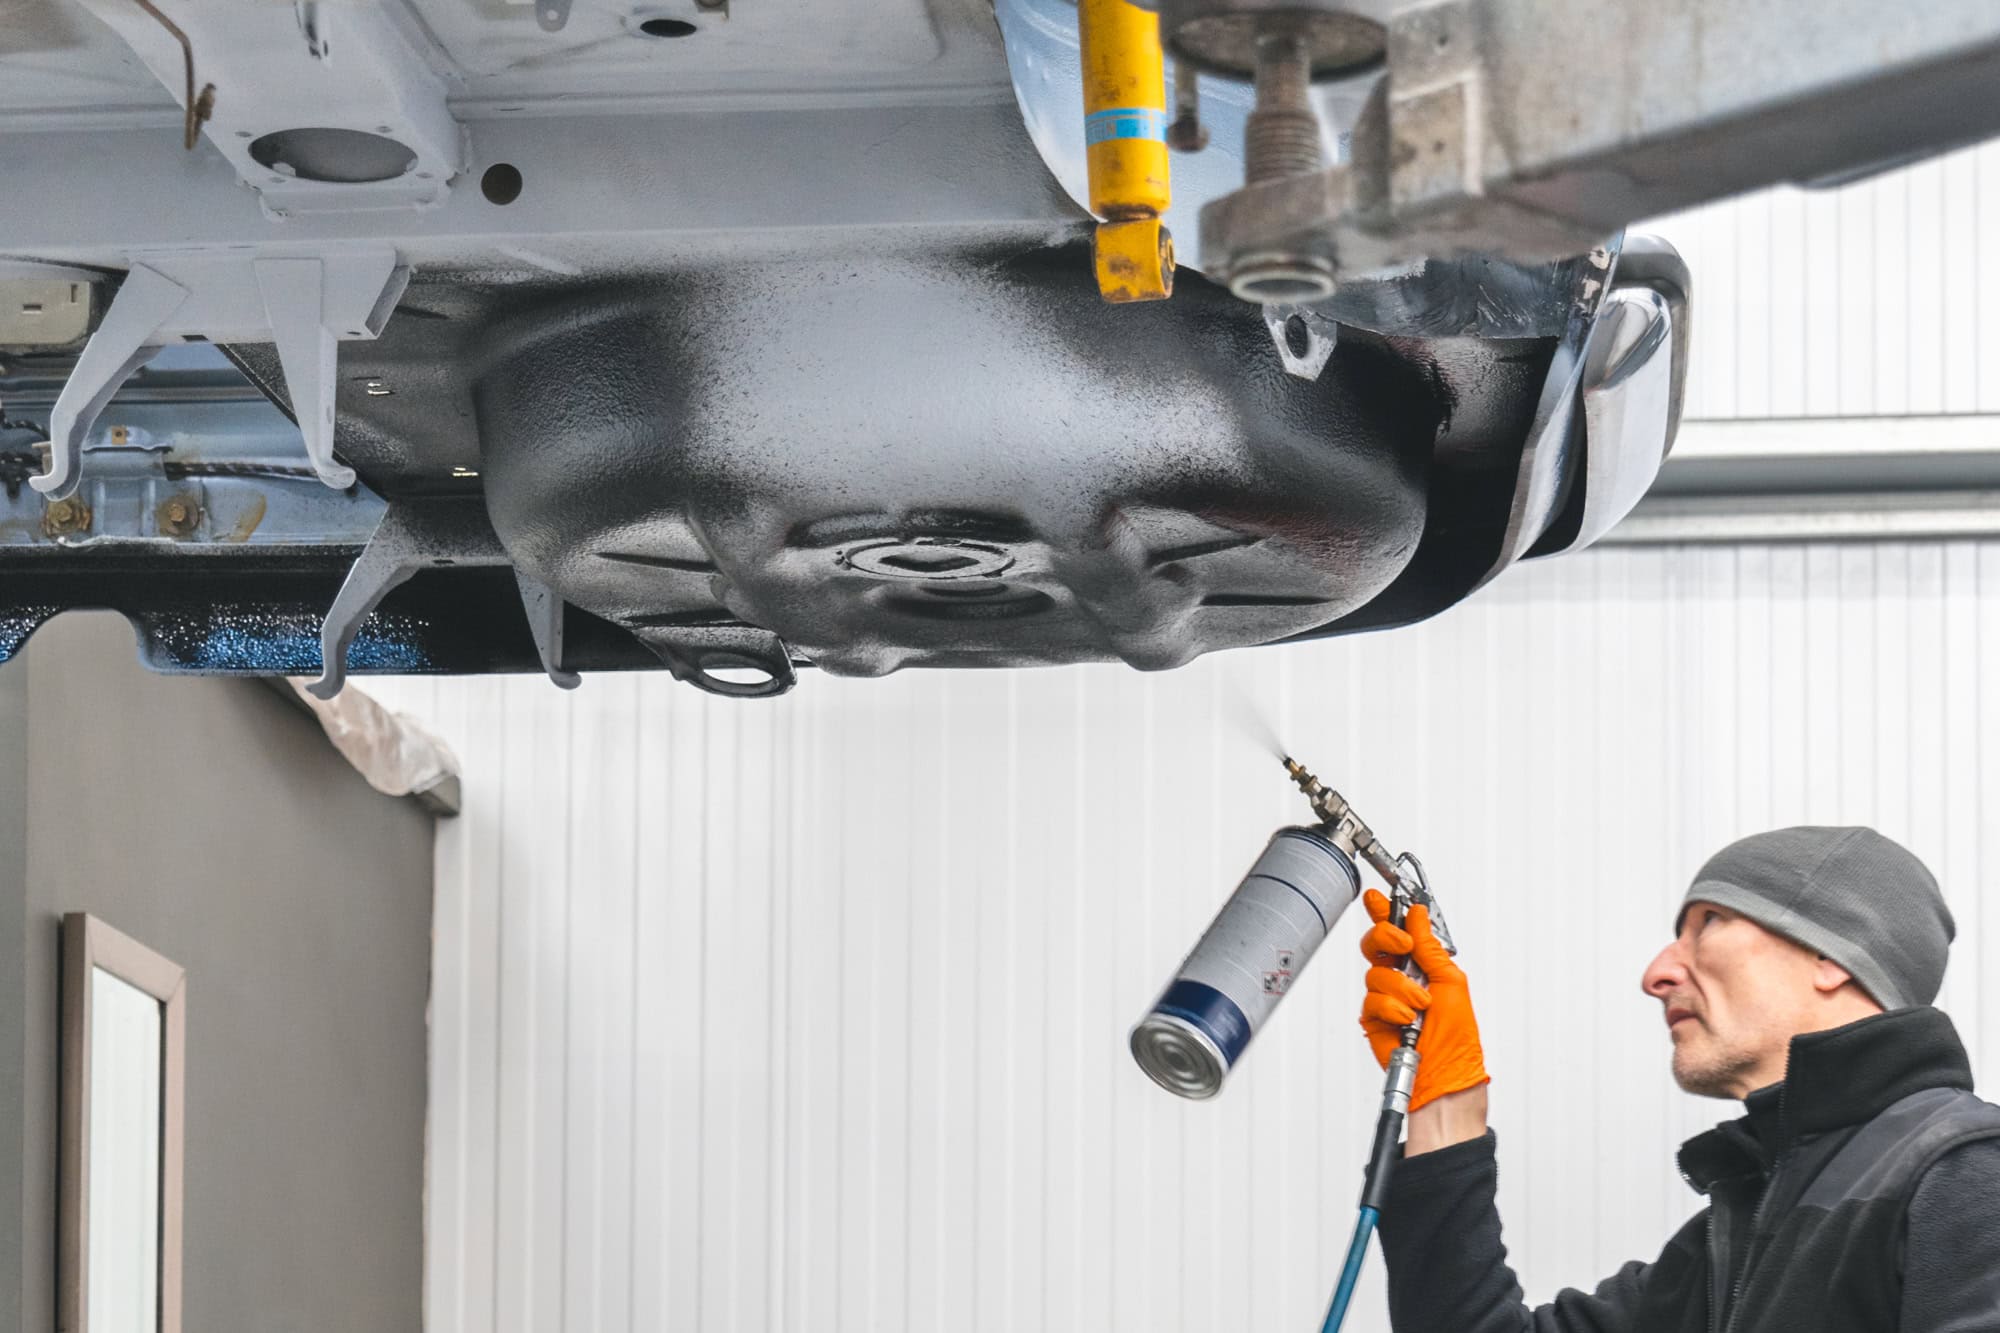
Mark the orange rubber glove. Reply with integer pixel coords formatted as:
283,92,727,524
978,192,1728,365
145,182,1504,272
1357,888,1489,1114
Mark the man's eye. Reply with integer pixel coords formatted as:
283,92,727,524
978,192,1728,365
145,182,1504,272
1702,909,1723,928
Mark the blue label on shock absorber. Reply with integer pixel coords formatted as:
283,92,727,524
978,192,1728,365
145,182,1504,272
1084,107,1170,145
1153,979,1253,1067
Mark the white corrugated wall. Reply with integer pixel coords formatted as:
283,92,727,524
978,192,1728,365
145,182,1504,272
372,540,2000,1333
1647,138,2000,420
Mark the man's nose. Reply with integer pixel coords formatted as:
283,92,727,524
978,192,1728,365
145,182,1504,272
1641,940,1688,999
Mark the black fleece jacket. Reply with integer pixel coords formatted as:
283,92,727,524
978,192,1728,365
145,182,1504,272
1376,1007,2000,1333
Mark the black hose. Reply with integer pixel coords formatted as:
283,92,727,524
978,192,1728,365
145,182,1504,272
1358,1105,1406,1214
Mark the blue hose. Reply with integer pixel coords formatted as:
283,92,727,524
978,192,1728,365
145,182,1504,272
1320,1205,1380,1333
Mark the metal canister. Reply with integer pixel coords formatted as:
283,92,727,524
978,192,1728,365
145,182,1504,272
1130,825,1360,1098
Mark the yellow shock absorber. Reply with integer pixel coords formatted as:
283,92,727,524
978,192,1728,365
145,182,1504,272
1078,0,1174,303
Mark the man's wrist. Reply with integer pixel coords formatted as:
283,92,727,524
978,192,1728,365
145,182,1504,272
1404,1084,1489,1156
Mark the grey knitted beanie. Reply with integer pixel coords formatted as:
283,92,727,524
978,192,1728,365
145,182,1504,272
1677,826,1954,1011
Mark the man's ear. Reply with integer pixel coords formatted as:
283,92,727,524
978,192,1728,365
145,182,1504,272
1811,954,1856,995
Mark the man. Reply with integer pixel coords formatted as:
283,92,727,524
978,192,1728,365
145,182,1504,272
1357,826,2000,1332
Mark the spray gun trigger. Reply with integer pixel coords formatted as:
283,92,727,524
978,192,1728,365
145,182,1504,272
1395,852,1456,957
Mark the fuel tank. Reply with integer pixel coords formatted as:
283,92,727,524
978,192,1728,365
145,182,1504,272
476,239,1452,687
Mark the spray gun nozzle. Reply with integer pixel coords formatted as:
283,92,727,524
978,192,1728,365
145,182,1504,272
1283,755,1337,819
1283,756,1378,863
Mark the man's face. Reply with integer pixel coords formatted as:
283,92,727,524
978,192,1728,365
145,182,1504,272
1639,901,1824,1098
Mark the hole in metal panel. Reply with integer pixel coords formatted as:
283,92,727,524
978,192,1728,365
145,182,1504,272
692,653,789,696
481,163,524,206
247,128,416,184
639,17,697,37
1284,314,1312,359
705,663,773,687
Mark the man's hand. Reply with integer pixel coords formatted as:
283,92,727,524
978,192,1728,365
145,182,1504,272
1358,888,1490,1151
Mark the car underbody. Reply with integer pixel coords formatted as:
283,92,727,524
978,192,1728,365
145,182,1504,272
1,0,1994,696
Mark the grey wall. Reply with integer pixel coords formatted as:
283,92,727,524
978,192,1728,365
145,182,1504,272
2,625,27,1333
5,613,433,1332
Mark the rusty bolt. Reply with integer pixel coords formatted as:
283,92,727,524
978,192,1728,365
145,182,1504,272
109,425,129,445
1245,35,1322,185
42,496,90,537
157,494,202,538
1168,61,1209,153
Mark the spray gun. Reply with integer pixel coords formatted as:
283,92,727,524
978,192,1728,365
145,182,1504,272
1129,755,1454,1331
1284,757,1456,1331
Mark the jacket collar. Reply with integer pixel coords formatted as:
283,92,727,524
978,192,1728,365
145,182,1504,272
1677,1006,1973,1193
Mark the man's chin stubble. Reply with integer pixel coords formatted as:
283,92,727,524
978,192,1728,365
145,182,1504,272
1673,1049,1755,1099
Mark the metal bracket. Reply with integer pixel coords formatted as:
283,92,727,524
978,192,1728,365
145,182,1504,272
68,0,464,215
310,498,507,699
1501,234,1688,557
1564,280,1680,551
32,267,188,501
310,497,585,698
1185,0,2000,289
32,253,408,502
1262,303,1337,381
630,623,798,698
514,570,581,689
255,258,354,491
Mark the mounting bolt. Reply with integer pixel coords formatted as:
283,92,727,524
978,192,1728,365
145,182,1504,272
157,493,202,538
109,425,130,446
1244,34,1321,182
1167,61,1209,152
1226,30,1338,304
42,495,89,537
